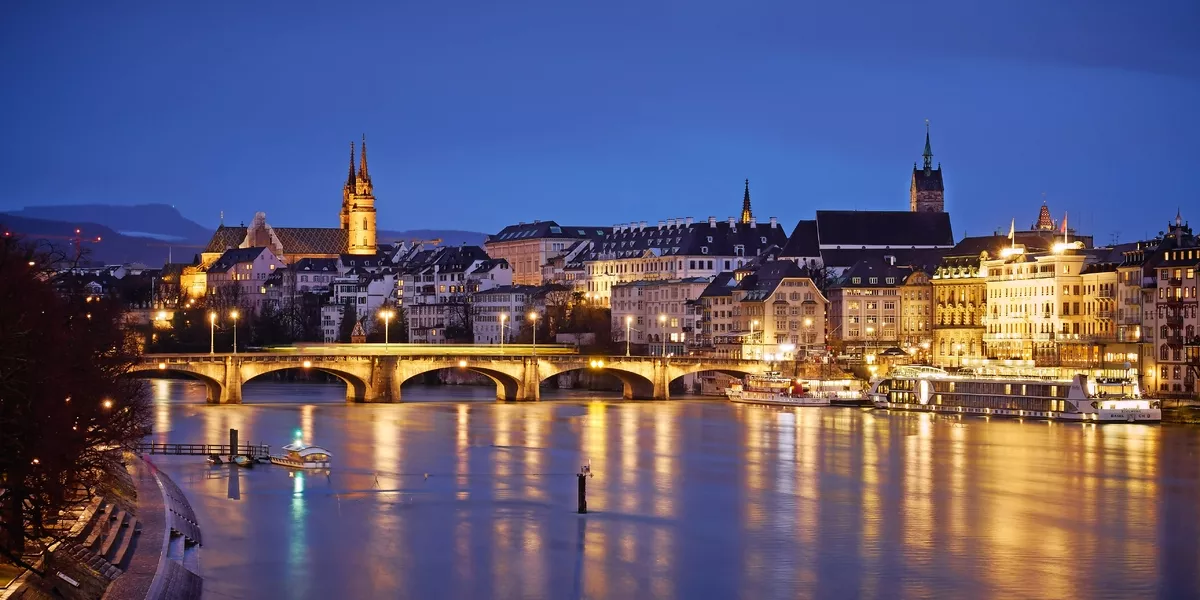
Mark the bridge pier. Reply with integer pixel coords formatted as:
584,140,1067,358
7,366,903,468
363,356,400,402
517,358,541,401
220,356,242,404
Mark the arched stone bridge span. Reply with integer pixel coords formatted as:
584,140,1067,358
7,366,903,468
128,352,768,404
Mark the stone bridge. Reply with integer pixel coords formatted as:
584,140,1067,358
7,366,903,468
129,352,768,404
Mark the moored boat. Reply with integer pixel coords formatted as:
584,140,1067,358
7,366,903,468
726,372,830,407
869,365,1161,423
269,442,333,469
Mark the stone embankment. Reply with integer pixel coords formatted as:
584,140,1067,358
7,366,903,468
0,457,202,600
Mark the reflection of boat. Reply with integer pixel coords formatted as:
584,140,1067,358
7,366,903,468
869,366,1161,423
726,372,830,407
269,443,333,469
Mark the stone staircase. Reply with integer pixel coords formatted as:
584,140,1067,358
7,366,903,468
60,495,141,581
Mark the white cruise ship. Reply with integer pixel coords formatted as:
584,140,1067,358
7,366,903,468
868,366,1161,423
726,372,830,407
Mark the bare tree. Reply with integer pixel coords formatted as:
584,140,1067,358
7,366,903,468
0,235,151,572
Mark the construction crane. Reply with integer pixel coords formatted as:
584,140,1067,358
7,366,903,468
409,237,442,247
3,227,102,256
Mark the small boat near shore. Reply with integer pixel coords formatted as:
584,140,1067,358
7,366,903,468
726,372,830,407
269,442,333,469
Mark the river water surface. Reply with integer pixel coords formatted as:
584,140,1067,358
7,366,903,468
144,379,1200,600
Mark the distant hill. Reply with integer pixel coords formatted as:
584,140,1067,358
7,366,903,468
2,203,489,266
0,214,185,267
5,204,213,246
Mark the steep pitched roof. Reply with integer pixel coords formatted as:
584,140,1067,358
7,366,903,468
488,221,610,243
293,258,339,273
700,272,737,298
815,210,954,248
585,220,789,261
203,226,247,253
203,225,348,257
837,257,926,288
781,220,819,258
208,247,267,272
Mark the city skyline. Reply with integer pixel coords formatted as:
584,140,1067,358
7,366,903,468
2,2,1199,240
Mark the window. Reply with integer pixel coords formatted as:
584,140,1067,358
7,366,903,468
869,277,878,284
885,277,895,284
852,277,861,284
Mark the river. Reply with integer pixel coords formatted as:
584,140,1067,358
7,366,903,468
142,379,1200,599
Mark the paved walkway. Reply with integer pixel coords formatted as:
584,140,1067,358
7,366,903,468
101,459,164,600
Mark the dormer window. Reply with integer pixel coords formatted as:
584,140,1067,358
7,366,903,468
869,277,878,284
706,236,713,242
701,247,709,254
885,277,895,284
852,277,861,284
760,237,767,243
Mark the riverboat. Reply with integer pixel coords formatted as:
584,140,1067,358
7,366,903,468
269,442,333,469
868,365,1161,423
726,372,830,407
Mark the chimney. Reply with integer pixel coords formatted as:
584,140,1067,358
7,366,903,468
709,216,717,227
640,221,647,230
630,222,637,231
749,217,757,228
686,217,694,226
518,221,525,225
658,220,666,229
728,217,735,226
667,219,675,228
769,217,777,228
885,255,896,266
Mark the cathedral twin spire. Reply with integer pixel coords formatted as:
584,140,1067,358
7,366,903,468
345,135,372,191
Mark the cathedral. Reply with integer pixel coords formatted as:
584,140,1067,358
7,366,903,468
198,136,380,267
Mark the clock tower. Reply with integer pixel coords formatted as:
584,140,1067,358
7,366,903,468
910,121,945,213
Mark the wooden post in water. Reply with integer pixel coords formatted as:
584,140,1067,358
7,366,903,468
577,464,590,514
229,428,239,461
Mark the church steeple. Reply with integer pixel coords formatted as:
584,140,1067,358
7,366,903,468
740,179,753,224
347,141,356,188
910,120,945,213
922,119,933,171
358,134,370,182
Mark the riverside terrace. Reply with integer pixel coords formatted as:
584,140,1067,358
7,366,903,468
128,345,768,403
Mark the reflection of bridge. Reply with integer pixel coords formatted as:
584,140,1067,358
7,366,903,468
130,352,767,403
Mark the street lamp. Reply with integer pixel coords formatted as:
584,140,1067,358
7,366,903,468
230,310,239,354
866,325,876,363
803,317,813,359
209,312,217,354
379,309,394,347
750,319,760,360
499,312,508,352
528,311,539,356
625,315,633,357
658,314,666,356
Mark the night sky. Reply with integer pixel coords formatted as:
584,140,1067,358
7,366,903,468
2,1,1198,241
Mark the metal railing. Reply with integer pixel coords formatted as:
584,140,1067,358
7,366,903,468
134,442,271,458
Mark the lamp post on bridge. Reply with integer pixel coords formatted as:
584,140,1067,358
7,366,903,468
499,312,508,353
625,315,632,357
379,309,394,347
209,312,217,355
528,311,539,356
230,310,239,355
658,314,666,356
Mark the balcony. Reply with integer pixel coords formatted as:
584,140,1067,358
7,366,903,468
1097,310,1114,320
1097,290,1116,299
1123,297,1140,306
1169,277,1182,286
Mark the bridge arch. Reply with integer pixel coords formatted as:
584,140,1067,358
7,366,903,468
126,365,224,404
239,362,371,403
538,360,657,400
395,359,525,401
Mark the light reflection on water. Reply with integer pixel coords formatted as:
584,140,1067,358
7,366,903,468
143,379,1200,600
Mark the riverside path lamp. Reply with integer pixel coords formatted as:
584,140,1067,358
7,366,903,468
625,315,633,356
528,311,539,356
499,312,508,352
209,312,217,354
230,310,240,354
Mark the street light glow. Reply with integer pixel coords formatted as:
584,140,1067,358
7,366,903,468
528,311,538,321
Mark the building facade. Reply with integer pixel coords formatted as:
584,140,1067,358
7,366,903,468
485,221,608,286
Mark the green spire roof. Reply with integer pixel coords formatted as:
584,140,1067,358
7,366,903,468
922,119,933,170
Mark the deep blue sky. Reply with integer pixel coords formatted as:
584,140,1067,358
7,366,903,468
2,1,1198,241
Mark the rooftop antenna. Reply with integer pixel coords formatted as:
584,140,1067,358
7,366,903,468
220,210,225,226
